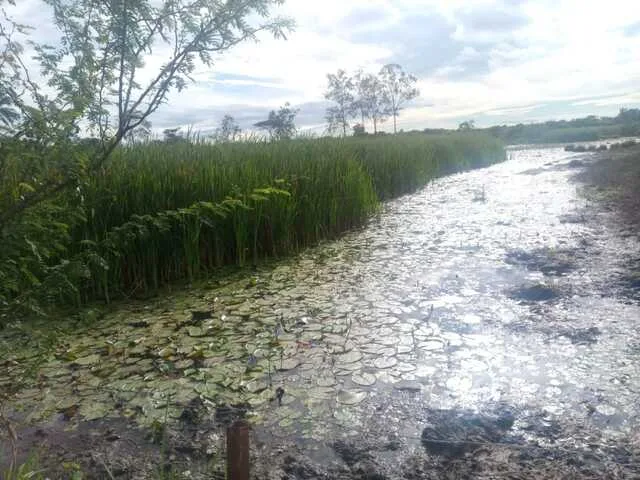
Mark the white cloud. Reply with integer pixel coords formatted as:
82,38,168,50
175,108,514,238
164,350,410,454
3,0,640,131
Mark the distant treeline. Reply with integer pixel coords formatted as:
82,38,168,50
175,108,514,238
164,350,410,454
406,108,640,145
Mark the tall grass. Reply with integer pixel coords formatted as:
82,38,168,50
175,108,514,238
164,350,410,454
76,132,504,299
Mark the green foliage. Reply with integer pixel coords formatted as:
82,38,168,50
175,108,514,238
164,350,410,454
378,64,420,134
214,114,242,142
352,123,366,137
0,0,293,321
0,133,504,319
458,120,476,131
355,72,387,134
325,64,420,135
2,454,47,480
482,111,640,145
254,103,299,140
67,133,504,302
325,69,355,136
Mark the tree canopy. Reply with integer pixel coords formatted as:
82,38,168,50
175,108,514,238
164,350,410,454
0,0,293,317
254,102,298,140
324,65,420,136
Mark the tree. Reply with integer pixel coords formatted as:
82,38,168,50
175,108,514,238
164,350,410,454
352,123,366,136
163,127,183,143
616,108,640,124
125,117,152,143
357,73,387,135
0,0,292,227
351,69,368,130
458,120,476,131
0,0,293,316
324,69,354,136
378,64,419,134
0,92,18,127
254,103,298,140
216,114,241,142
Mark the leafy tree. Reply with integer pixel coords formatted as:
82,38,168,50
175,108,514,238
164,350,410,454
324,69,354,136
351,69,368,130
356,73,387,135
254,102,298,140
163,127,184,143
616,108,640,124
216,114,241,142
125,118,152,143
458,120,476,131
379,64,419,134
0,0,292,318
352,123,366,136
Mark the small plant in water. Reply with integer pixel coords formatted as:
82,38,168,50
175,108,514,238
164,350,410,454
343,315,353,351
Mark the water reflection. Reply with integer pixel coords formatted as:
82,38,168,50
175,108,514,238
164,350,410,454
4,146,640,458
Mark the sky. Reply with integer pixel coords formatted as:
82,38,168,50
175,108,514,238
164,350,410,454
5,0,640,135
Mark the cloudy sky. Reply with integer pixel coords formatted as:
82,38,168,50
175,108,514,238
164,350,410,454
7,0,640,134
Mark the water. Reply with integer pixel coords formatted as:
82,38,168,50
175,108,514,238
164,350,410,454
3,146,640,471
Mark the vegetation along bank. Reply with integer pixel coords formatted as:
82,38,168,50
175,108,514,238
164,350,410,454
21,133,503,312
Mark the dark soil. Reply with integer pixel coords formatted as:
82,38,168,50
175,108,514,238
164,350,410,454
0,414,228,479
576,145,640,237
505,248,578,276
576,146,640,298
255,403,640,480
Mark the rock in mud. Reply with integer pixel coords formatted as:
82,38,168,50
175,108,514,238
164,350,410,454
505,248,576,276
191,310,213,322
568,159,586,168
555,326,601,345
282,455,323,479
559,213,586,224
179,397,206,426
393,380,422,392
420,407,516,457
332,440,372,466
509,284,559,302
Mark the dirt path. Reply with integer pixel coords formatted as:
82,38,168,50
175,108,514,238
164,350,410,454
2,145,640,479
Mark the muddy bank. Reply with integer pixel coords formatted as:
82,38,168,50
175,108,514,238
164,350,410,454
575,145,640,301
2,146,640,479
576,144,640,237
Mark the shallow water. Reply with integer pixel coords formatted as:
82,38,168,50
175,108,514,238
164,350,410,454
3,146,640,467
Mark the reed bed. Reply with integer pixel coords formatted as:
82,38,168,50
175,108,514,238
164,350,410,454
77,132,504,299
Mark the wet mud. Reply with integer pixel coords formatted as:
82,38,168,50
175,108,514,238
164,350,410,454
2,145,640,478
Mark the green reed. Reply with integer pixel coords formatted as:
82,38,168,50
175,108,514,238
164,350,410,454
76,132,504,299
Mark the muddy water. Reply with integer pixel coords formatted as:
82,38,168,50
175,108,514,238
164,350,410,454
2,146,640,474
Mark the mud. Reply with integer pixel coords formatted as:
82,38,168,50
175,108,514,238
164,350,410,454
2,144,640,479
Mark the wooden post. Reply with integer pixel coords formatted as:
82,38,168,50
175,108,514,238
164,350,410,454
227,419,250,480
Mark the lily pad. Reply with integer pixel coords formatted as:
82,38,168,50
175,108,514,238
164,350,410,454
351,372,376,387
374,357,397,369
278,358,300,371
175,359,194,370
317,377,337,387
336,350,363,364
79,401,111,421
187,326,206,337
279,417,295,428
308,387,335,399
336,390,367,405
395,363,417,373
595,404,616,416
420,338,445,351
244,379,268,394
74,354,102,366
